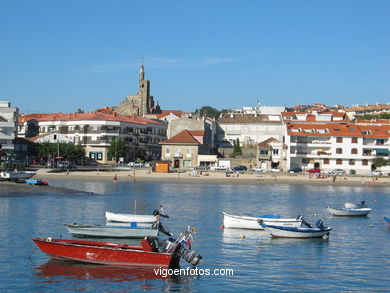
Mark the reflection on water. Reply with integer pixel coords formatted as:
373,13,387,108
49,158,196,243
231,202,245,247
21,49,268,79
36,260,165,282
0,180,389,292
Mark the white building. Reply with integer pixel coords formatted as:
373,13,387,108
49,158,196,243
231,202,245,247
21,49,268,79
18,112,167,163
217,113,284,147
0,101,19,153
285,122,390,174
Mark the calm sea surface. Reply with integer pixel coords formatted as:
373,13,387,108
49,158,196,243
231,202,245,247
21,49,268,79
0,179,389,292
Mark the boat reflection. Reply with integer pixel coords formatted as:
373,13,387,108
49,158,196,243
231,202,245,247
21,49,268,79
222,228,269,243
36,260,167,282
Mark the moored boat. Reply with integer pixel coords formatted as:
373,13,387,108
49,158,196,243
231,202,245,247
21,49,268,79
222,212,302,230
261,219,331,239
327,207,372,217
26,179,48,186
65,223,159,238
384,217,390,227
0,171,36,181
105,211,155,224
32,227,202,268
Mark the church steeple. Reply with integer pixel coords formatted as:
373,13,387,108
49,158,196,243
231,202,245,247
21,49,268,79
139,58,144,81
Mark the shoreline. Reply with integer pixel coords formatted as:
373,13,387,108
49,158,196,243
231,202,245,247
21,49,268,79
33,168,390,186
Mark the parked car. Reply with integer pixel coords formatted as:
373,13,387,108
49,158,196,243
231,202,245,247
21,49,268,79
233,165,247,172
288,167,302,173
368,170,383,176
128,162,144,168
212,166,230,171
251,168,264,173
270,168,281,173
307,169,321,174
57,161,70,168
327,169,346,175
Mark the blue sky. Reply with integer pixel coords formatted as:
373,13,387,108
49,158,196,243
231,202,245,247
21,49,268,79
0,0,389,114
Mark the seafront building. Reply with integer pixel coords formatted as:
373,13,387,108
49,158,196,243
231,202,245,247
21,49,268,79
18,112,167,164
284,122,390,174
0,101,19,154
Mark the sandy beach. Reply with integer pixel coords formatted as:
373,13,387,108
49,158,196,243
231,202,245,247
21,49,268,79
32,168,390,186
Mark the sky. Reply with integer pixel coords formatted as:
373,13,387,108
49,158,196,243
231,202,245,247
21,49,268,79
0,0,389,114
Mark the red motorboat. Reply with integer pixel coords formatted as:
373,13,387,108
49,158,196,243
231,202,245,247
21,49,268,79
32,228,202,269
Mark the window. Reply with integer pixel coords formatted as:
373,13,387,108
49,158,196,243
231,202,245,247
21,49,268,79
336,148,343,154
97,152,103,160
273,149,279,155
336,137,343,143
183,160,192,167
323,159,329,164
53,134,57,140
349,159,355,165
186,148,192,157
259,150,268,155
351,148,358,154
302,158,310,164
165,148,170,156
336,159,342,165
362,159,368,166
175,148,180,157
352,137,358,143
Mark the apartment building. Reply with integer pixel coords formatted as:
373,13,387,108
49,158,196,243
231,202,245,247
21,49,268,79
0,101,19,153
285,122,390,174
18,112,167,163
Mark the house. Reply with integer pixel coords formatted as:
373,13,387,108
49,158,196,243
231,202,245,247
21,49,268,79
159,130,210,170
257,137,287,171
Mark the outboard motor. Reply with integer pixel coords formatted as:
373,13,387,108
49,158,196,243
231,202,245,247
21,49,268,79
316,219,324,230
183,250,203,266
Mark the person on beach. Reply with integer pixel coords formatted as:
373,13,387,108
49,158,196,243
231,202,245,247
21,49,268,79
332,175,336,183
113,174,118,184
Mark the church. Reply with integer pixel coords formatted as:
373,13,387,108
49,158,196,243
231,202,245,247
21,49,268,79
115,62,161,116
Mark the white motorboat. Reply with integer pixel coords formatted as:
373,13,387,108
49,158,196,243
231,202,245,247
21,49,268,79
261,219,331,239
105,211,155,224
65,223,159,238
222,212,303,230
327,207,372,217
0,171,36,181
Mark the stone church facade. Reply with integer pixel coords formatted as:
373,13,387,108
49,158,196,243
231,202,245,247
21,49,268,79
115,62,161,116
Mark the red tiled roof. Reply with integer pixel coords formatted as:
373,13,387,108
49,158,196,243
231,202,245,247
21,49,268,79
18,112,163,126
155,110,188,119
159,130,202,145
258,137,277,147
287,123,390,138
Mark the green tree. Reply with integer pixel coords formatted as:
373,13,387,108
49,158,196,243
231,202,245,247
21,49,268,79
229,138,242,158
107,137,127,163
76,108,84,113
197,106,221,119
372,156,388,169
36,142,85,162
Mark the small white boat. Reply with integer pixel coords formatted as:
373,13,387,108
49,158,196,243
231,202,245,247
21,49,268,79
65,223,159,238
261,219,331,239
327,207,372,217
344,201,367,209
0,171,36,181
105,211,155,224
222,212,303,230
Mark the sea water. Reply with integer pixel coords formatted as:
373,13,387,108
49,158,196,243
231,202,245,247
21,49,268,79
0,180,389,292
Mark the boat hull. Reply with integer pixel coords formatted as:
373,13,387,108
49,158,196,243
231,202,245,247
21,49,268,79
223,212,302,230
105,211,155,224
327,207,372,217
263,225,331,238
65,224,159,238
384,217,390,227
32,238,177,268
0,171,36,181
